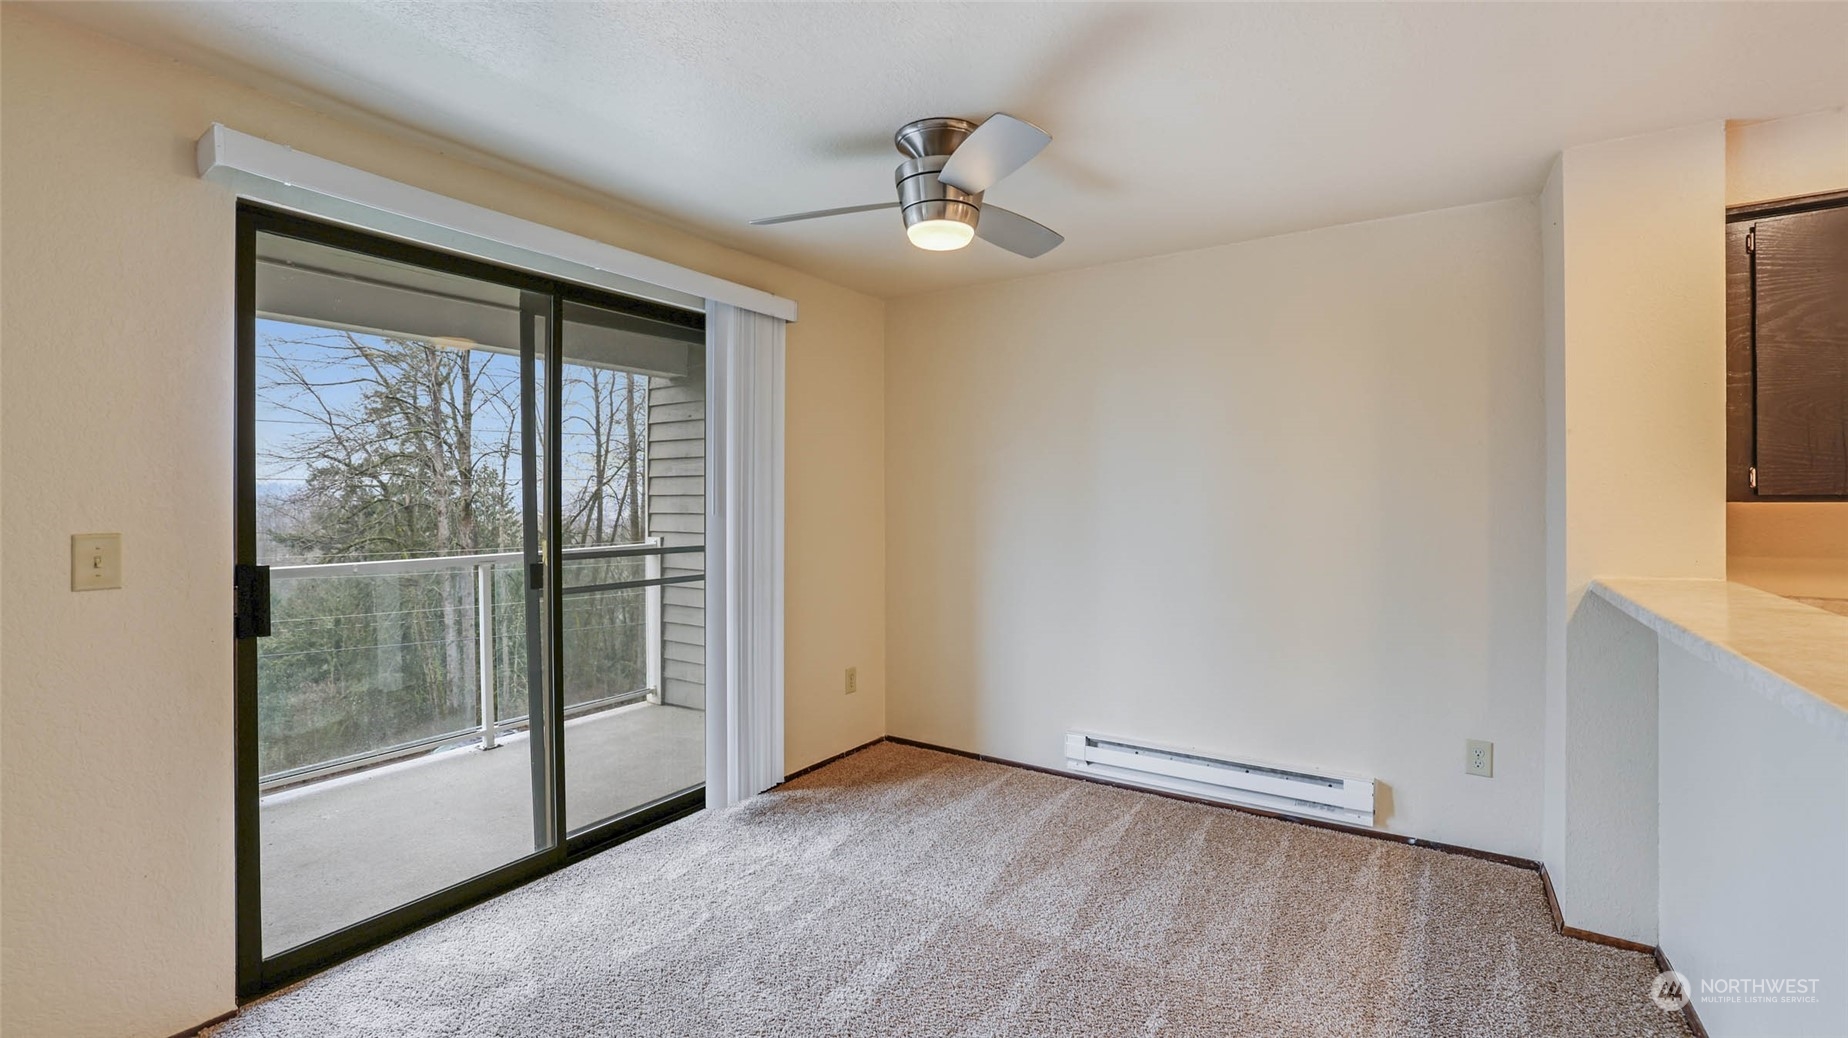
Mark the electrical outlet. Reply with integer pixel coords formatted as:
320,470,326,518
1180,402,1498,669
845,667,858,695
1465,739,1493,778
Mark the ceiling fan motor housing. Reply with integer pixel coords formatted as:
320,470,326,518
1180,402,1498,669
896,154,982,235
893,118,983,239
892,117,977,161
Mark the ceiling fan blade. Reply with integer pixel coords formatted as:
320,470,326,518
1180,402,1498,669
938,113,1051,194
750,202,898,226
975,204,1063,259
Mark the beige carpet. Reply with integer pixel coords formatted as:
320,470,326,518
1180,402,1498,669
210,742,1690,1037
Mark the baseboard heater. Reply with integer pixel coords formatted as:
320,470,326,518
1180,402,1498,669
1064,731,1376,827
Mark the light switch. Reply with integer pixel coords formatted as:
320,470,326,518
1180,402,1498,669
71,533,122,591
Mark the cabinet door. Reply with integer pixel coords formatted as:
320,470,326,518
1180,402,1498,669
1753,205,1848,497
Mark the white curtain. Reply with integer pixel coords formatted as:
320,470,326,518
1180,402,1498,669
705,302,786,808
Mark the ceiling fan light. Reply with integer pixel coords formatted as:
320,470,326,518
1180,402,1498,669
906,218,976,251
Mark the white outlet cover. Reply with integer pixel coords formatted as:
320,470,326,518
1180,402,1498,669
1465,738,1493,778
71,533,123,591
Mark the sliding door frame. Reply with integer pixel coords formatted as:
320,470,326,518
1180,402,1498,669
233,203,705,999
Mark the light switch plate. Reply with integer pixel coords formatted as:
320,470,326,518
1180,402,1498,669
71,533,122,591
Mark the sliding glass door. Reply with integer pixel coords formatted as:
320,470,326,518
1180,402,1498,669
557,298,707,836
235,206,706,995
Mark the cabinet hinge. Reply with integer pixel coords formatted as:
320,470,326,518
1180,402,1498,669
1745,225,1756,254
1748,466,1757,489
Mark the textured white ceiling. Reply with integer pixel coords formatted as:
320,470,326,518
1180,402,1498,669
43,2,1848,298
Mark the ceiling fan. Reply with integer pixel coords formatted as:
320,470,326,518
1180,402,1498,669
751,114,1064,258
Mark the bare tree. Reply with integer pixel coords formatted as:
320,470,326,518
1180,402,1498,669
255,331,653,768
560,365,647,546
260,332,522,730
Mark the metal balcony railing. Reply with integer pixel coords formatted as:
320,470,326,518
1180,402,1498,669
258,540,702,792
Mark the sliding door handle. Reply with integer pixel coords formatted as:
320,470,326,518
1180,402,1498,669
234,563,271,638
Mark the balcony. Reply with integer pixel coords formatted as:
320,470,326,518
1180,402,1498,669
258,544,703,954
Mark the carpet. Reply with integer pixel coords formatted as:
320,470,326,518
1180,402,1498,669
209,742,1689,1037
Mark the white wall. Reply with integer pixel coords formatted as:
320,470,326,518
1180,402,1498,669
1561,594,1659,940
1658,638,1848,1038
1540,122,1727,943
886,198,1546,858
0,9,886,1037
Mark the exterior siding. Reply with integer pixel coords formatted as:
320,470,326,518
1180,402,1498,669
647,353,705,710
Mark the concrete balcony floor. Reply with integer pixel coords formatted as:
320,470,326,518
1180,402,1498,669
260,701,704,955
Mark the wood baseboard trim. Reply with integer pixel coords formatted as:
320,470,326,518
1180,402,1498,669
1562,925,1654,954
167,1008,235,1038
1540,861,1568,931
1654,946,1712,1038
780,736,888,783
1535,863,1655,954
881,735,1543,870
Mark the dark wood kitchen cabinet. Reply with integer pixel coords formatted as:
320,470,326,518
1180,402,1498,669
1728,193,1848,500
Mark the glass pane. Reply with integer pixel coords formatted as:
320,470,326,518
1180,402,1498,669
558,298,706,833
560,585,705,832
252,230,549,955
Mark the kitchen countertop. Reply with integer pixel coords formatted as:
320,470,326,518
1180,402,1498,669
1589,577,1848,742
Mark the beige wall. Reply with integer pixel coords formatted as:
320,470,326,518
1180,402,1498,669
885,197,1547,859
1728,502,1848,600
1723,108,1848,596
1726,106,1848,207
1540,122,1727,944
0,9,884,1037
1554,126,1730,600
